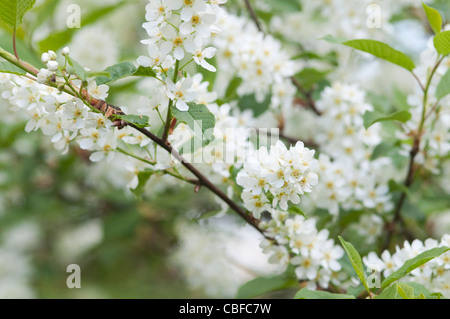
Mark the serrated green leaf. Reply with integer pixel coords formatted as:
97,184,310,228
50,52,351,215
116,114,149,129
171,102,216,145
294,288,355,299
95,63,156,85
363,110,411,129
133,66,156,78
434,31,450,56
0,61,26,75
338,236,370,294
0,0,36,30
436,69,450,100
236,275,296,299
381,246,450,289
324,36,416,72
95,62,137,85
422,2,443,34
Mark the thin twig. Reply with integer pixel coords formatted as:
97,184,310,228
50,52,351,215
244,0,263,32
382,56,444,252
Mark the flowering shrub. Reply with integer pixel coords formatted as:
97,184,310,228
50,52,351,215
0,0,449,299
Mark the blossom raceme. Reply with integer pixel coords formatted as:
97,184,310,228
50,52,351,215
237,141,319,217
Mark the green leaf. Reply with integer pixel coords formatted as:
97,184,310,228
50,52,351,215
95,62,136,85
115,114,149,129
66,56,87,81
287,206,307,218
95,63,156,85
225,76,242,100
338,236,370,294
381,246,450,289
376,282,415,299
38,1,128,52
436,69,450,100
324,36,416,72
363,110,411,129
388,179,411,198
405,282,440,299
133,66,157,78
294,68,330,90
422,2,443,34
131,169,154,199
0,61,26,75
434,31,450,56
371,142,395,160
236,275,296,299
238,93,271,117
171,102,216,145
0,0,36,30
294,288,355,299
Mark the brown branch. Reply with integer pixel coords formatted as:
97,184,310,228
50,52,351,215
290,77,322,116
382,136,419,252
244,0,263,32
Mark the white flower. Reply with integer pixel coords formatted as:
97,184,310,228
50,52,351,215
89,133,117,163
292,255,320,281
193,45,217,72
46,61,59,72
87,81,109,100
165,77,196,111
159,26,196,60
180,11,216,38
62,47,70,56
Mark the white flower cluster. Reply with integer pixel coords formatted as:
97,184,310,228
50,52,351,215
138,0,224,71
36,49,62,84
136,0,226,112
308,82,395,217
260,210,345,290
316,82,381,159
364,235,450,298
213,11,298,108
0,50,123,163
236,141,318,217
170,217,277,298
311,154,395,218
